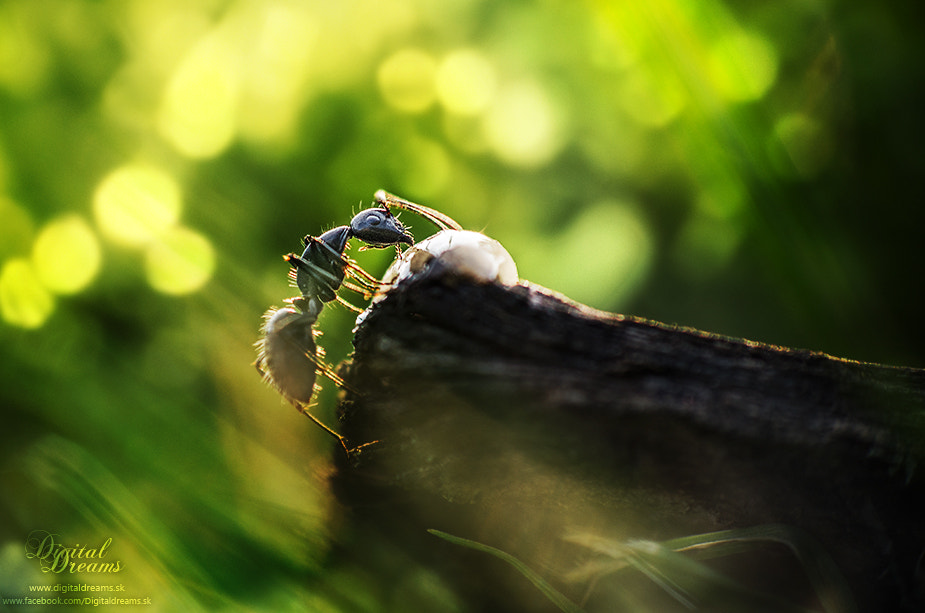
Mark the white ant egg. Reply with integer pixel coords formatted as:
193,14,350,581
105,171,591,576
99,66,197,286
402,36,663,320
382,229,518,288
354,230,518,330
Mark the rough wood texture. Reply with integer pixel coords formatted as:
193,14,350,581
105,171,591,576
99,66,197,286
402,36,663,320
333,268,925,612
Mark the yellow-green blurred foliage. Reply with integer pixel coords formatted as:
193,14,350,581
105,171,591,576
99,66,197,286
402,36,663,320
1,0,924,610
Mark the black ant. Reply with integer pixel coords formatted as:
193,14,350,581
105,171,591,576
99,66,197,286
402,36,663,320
255,190,461,457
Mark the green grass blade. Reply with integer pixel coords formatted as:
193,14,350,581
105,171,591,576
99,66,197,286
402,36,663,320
427,529,586,613
663,524,857,613
624,539,818,613
567,531,846,612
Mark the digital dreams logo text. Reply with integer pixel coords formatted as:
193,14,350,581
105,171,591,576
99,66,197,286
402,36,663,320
25,531,123,574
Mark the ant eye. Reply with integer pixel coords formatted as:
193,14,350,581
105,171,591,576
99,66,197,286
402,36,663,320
365,213,382,226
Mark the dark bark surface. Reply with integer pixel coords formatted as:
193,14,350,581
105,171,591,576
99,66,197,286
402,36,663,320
333,269,925,612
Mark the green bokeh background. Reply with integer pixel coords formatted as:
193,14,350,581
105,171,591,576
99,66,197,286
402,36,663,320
1,0,923,610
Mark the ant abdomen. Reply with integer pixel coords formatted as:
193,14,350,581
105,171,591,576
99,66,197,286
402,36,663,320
256,305,321,406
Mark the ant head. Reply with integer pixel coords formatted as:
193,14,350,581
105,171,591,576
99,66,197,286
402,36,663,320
349,206,414,248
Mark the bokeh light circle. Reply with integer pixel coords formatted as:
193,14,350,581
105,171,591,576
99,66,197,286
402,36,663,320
377,48,438,113
159,36,239,159
771,112,831,178
483,81,566,168
32,215,102,295
436,49,496,116
144,226,215,295
93,164,182,247
709,30,778,102
0,258,55,328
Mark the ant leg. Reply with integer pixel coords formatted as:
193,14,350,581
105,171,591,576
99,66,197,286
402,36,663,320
292,402,378,459
342,275,379,296
299,340,356,393
292,401,351,453
335,261,385,300
334,294,365,313
346,263,381,284
342,260,383,288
